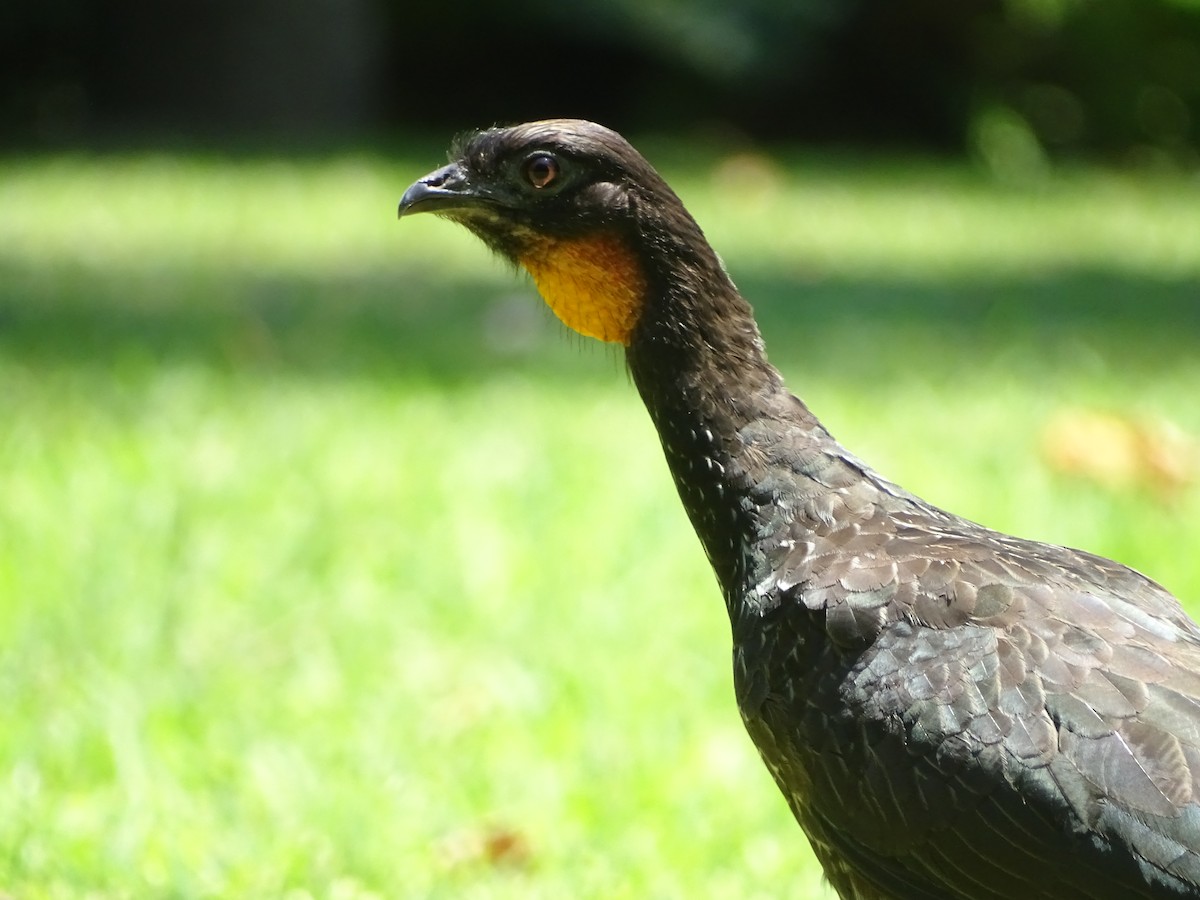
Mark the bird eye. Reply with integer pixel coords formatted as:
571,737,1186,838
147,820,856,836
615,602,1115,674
523,154,559,189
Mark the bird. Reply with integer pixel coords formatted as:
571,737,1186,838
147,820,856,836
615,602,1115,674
398,119,1200,899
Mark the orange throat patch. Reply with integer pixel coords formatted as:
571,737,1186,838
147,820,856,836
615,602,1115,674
518,231,647,345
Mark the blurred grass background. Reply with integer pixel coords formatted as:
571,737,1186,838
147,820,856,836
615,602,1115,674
1,146,1199,898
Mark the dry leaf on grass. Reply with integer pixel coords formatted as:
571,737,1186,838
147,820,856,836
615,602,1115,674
435,822,534,871
1040,408,1196,497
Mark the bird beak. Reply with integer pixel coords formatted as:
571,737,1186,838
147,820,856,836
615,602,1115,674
398,162,493,218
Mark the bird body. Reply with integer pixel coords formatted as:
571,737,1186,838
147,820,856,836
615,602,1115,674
399,120,1200,898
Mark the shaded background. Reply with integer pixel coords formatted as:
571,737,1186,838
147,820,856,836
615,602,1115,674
4,0,1200,164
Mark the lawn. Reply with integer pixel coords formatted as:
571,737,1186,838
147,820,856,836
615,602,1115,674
1,142,1199,899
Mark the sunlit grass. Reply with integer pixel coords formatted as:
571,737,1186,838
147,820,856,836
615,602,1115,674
692,160,1200,280
4,149,1199,281
1,145,1199,898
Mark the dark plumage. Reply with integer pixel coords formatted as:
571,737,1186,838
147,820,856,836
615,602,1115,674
399,119,1200,899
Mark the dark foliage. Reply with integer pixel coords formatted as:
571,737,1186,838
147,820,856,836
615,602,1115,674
2,0,1197,161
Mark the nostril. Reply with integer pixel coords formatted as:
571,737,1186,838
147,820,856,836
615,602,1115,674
421,164,467,191
397,162,472,218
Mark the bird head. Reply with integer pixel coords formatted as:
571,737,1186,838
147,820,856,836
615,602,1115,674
398,119,715,345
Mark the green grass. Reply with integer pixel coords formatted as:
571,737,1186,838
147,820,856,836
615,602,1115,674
2,144,1200,899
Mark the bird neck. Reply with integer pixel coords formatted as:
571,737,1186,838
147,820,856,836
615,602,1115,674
625,244,800,602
